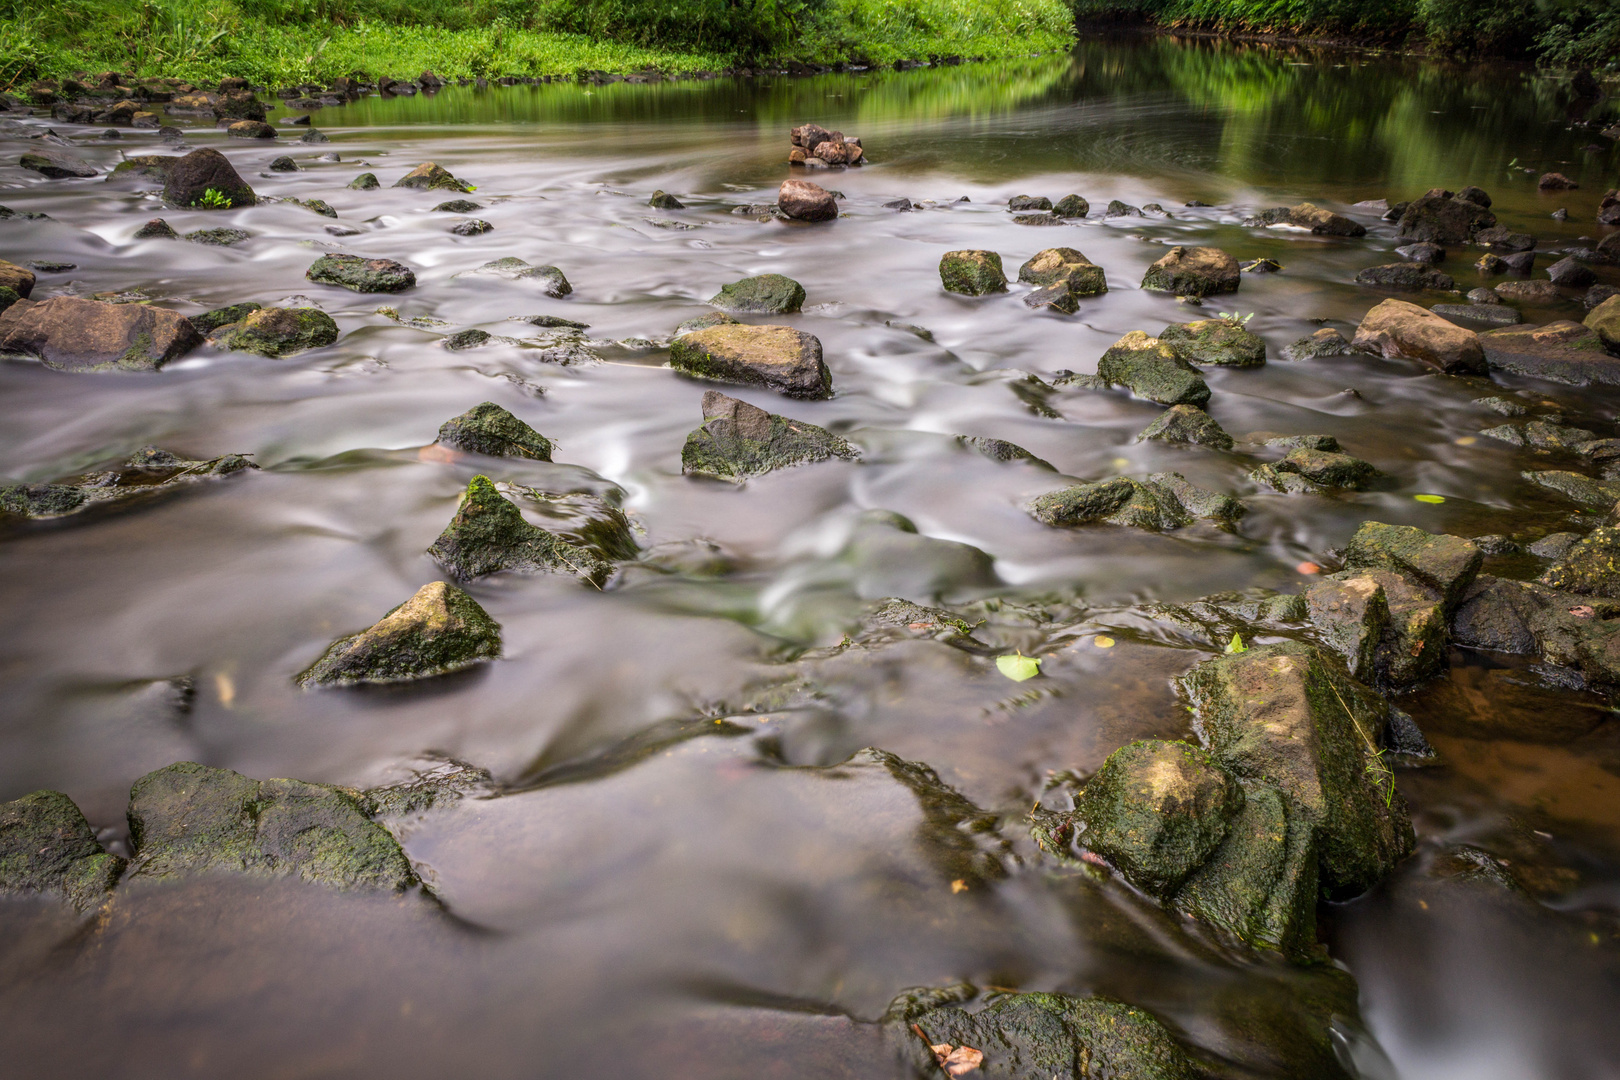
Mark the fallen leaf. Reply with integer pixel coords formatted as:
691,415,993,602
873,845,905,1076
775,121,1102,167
1093,636,1115,648
417,444,458,463
1455,436,1477,446
950,878,968,894
996,654,1041,681
1080,851,1109,867
1225,632,1248,654
1296,562,1321,575
935,1045,985,1077
1414,494,1446,504
1571,605,1596,618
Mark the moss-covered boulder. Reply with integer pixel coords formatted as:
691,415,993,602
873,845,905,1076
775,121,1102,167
1160,319,1266,367
681,390,858,483
1539,526,1620,597
0,258,36,299
892,991,1194,1080
127,762,415,891
1141,246,1240,297
184,226,251,246
1354,264,1456,291
1016,247,1107,295
0,296,201,372
306,253,416,293
1030,472,1242,531
427,475,613,585
188,302,262,335
1523,469,1620,508
1095,331,1211,407
1136,404,1233,449
209,306,338,357
1182,641,1416,898
1342,521,1482,611
348,172,379,190
468,257,571,297
648,189,683,210
1250,447,1378,493
669,323,831,399
161,147,256,209
297,580,502,687
1053,194,1089,217
393,161,472,192
1304,574,1388,682
1281,327,1354,361
939,250,1007,295
1,447,253,522
0,286,19,316
1,790,125,912
1073,739,1243,898
1396,187,1496,244
708,273,805,314
1586,295,1620,353
436,402,552,460
1452,575,1620,688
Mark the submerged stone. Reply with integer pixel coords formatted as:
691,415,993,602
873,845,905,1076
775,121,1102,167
185,226,250,246
669,323,831,399
1136,404,1233,449
1524,469,1620,507
1480,321,1620,386
1160,319,1266,367
939,250,1007,295
0,790,125,912
427,475,613,585
469,258,571,297
958,435,1050,466
1250,448,1378,492
1096,331,1211,407
209,306,338,357
393,161,472,192
1281,327,1353,361
306,253,416,293
1141,246,1240,297
708,273,805,314
298,580,502,687
436,402,552,460
681,391,857,483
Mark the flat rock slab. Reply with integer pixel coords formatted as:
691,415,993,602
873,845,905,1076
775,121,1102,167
1353,298,1485,374
0,296,201,371
306,253,416,293
20,149,98,178
1480,321,1620,385
466,258,570,297
669,323,831,399
1030,472,1242,531
298,580,502,687
681,390,857,483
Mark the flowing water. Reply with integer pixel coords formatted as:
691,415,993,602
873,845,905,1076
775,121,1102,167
2,35,1620,1080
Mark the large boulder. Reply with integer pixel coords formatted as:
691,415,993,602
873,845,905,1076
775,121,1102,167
1159,319,1265,367
669,323,830,399
0,258,35,298
1539,527,1620,598
707,273,805,314
1029,472,1242,531
1095,331,1211,406
19,149,97,178
0,296,201,372
1136,404,1233,449
306,253,416,293
777,179,836,222
940,250,1007,295
1452,575,1620,688
209,306,338,357
1,790,125,912
1587,295,1620,352
127,762,415,891
1354,263,1456,291
393,162,472,192
1181,641,1416,898
1141,246,1240,297
1344,520,1483,610
1480,321,1620,385
161,147,256,209
436,402,552,460
1351,298,1485,374
427,475,613,585
1017,247,1107,296
1396,187,1496,244
681,390,858,483
297,580,502,687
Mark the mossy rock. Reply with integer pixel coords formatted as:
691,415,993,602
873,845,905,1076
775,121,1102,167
1587,295,1620,352
1136,404,1233,449
297,580,502,687
1053,194,1089,217
1342,521,1482,612
1016,247,1107,295
674,311,740,337
1160,319,1266,367
0,285,20,315
1540,526,1620,598
185,227,250,246
393,161,472,192
1141,245,1240,297
1303,574,1389,682
306,253,416,293
161,147,256,209
1029,472,1241,531
1,448,253,521
442,329,491,351
427,475,613,585
648,189,684,209
707,273,806,314
1523,469,1620,508
127,761,415,891
108,154,178,182
681,390,858,483
210,306,338,357
1281,327,1353,361
0,790,125,912
348,172,380,190
469,258,571,297
436,402,552,460
958,435,1051,467
297,198,337,218
1096,331,1211,407
939,250,1007,295
1345,567,1449,687
669,324,831,399
189,302,262,335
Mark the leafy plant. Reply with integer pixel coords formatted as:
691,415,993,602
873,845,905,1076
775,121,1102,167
197,187,234,209
0,16,48,91
1224,632,1247,654
1216,311,1255,329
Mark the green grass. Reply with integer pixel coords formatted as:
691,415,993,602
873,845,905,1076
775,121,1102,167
0,0,1076,90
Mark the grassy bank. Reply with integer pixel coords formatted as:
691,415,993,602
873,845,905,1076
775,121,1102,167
1072,0,1619,69
0,0,1075,90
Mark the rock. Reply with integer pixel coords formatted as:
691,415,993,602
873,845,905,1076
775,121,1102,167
132,217,178,240
1457,186,1493,207
1073,739,1243,898
0,296,201,372
939,250,1007,295
1008,195,1052,211
393,162,472,192
648,189,684,210
1524,469,1620,507
1475,228,1537,255
189,302,262,334
1159,319,1265,367
1104,199,1143,218
1431,302,1521,327
1029,473,1241,531
1451,575,1620,689
442,329,489,351
1141,246,1240,297
469,258,571,297
1,447,253,521
892,992,1194,1080
1468,287,1501,304
435,199,482,213
1240,258,1282,273
1547,256,1596,288
1016,247,1106,293
1343,521,1482,611
1493,279,1562,304
1181,641,1415,898
1023,280,1087,313
108,154,177,182
0,287,18,315
1352,298,1485,374
1354,263,1456,290
1013,212,1064,226
1599,233,1620,263
19,149,97,178
162,148,256,209
1601,190,1620,226
436,402,552,460
127,762,415,891
1305,575,1389,681
0,790,125,912
1250,448,1378,492
708,273,805,314
673,311,739,336
226,120,275,139
1053,194,1089,217
777,179,837,222
1395,242,1445,264
298,129,329,144
1396,187,1497,244
1479,321,1620,385
958,435,1050,466
1265,434,1340,452
209,306,339,357
348,172,379,190
297,580,500,688
451,219,492,236
669,323,830,399
1586,285,1620,310
1247,201,1365,237
1137,404,1234,449
1539,527,1620,597
1539,172,1579,190
680,390,858,483
1587,295,1620,351
1095,331,1211,407
427,476,613,585
1281,327,1354,361
0,259,35,298
306,253,416,293
185,226,250,246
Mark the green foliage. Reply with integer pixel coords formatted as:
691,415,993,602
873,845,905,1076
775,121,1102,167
996,653,1043,681
0,16,48,90
197,187,233,208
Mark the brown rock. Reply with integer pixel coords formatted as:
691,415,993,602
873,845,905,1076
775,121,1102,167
1493,280,1563,304
788,146,807,164
0,259,34,299
1352,298,1485,374
669,324,831,398
0,296,201,372
777,179,837,222
1600,190,1620,227
813,139,852,164
226,120,276,139
1538,172,1579,190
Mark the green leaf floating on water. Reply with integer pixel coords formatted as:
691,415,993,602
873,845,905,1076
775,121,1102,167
1414,494,1446,504
996,653,1041,682
1225,633,1248,654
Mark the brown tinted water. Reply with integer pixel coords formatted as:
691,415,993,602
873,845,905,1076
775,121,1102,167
2,35,1619,1080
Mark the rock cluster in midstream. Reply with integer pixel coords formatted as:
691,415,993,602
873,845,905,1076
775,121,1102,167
5,101,1620,1076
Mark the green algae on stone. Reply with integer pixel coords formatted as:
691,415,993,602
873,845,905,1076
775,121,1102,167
1053,194,1090,218
127,761,415,891
0,286,20,316
393,161,472,192
1141,245,1241,297
298,580,502,687
681,390,857,483
0,789,125,912
670,323,831,399
436,402,552,460
306,253,416,293
1160,319,1266,367
1136,404,1233,449
1587,295,1620,352
1539,526,1620,598
647,189,684,210
427,475,612,584
468,258,572,298
1452,575,1620,689
189,301,262,335
442,329,491,351
1304,574,1389,682
1342,521,1482,611
708,273,805,314
209,306,338,357
1,447,254,522
939,250,1007,296
185,226,250,246
1096,331,1211,407
674,311,740,337
1029,472,1241,532
1072,739,1243,898
1017,247,1107,295
1350,567,1450,687
1523,469,1620,508
296,198,337,218
1250,448,1379,494
957,435,1052,467
348,172,380,190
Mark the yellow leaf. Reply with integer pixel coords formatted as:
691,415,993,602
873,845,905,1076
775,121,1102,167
996,654,1041,681
1093,636,1115,648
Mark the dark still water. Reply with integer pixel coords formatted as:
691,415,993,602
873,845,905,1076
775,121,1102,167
2,36,1619,1080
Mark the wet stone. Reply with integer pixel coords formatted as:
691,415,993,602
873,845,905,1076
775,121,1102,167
1,447,254,521
1539,527,1620,598
1159,319,1266,367
132,217,178,240
307,253,416,293
1281,327,1353,361
708,273,805,314
1029,473,1242,531
348,172,380,190
1017,247,1106,295
19,149,98,178
451,219,493,236
427,475,613,585
957,435,1050,466
434,199,482,213
162,147,256,209
437,402,552,460
0,296,202,372
669,323,830,399
185,227,250,246
1356,263,1456,290
393,161,472,192
647,189,684,210
1395,242,1445,264
1431,302,1522,327
1352,298,1485,375
1480,321,1620,385
681,391,858,483
1104,199,1143,218
1053,193,1089,217
940,250,1007,295
0,790,125,912
1305,574,1388,682
1136,404,1234,449
189,302,262,335
1249,447,1378,492
470,258,571,297
1141,246,1240,297
209,306,339,357
1397,187,1496,244
1523,469,1620,507
442,328,490,351
1548,257,1596,288
1096,331,1211,407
